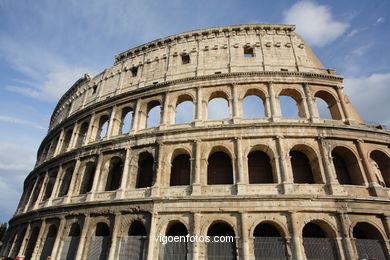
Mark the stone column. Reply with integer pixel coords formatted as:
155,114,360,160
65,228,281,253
303,83,319,122
87,153,104,201
192,140,201,195
194,87,203,126
151,143,164,196
64,158,82,203
117,148,131,199
17,222,32,257
231,83,241,122
317,137,340,194
75,215,91,260
53,129,65,156
240,212,250,260
235,137,246,194
159,93,170,130
336,84,352,123
31,219,47,260
146,213,159,260
50,217,67,259
85,113,97,144
337,213,356,259
108,214,122,260
191,212,201,259
34,172,49,209
132,99,141,132
275,136,292,193
267,81,279,121
288,212,304,260
69,121,81,149
107,105,118,138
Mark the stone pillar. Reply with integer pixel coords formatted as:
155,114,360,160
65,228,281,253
132,99,141,132
317,137,340,194
288,212,304,260
192,140,201,195
336,84,352,123
64,158,82,203
75,215,91,260
86,113,97,144
106,105,118,138
34,172,49,209
151,143,164,196
240,212,250,260
194,87,203,126
231,83,241,122
17,222,32,256
191,212,201,260
146,213,159,260
52,166,65,199
159,93,170,130
355,139,386,196
337,213,357,259
31,219,47,260
53,129,65,156
87,153,104,200
267,82,279,121
275,136,292,193
235,137,246,194
50,217,67,259
117,148,131,199
69,121,81,149
108,214,122,260
303,83,319,122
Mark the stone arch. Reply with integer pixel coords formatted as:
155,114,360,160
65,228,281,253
278,88,307,118
302,220,339,260
146,100,162,128
119,220,147,260
290,144,323,184
352,221,388,260
60,222,81,260
207,91,231,120
160,220,189,260
58,165,75,197
332,146,365,185
314,90,342,120
242,88,267,118
170,149,191,186
79,161,96,194
76,121,89,147
370,149,390,187
24,225,40,259
42,170,58,201
253,221,288,260
86,221,111,260
175,94,194,124
206,220,237,260
247,148,275,183
105,156,124,191
8,226,27,258
136,151,155,188
61,127,74,152
207,146,234,185
96,114,110,140
120,106,134,134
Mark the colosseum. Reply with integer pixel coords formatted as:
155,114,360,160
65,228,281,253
1,24,390,260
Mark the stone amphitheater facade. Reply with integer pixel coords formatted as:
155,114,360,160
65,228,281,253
1,24,390,260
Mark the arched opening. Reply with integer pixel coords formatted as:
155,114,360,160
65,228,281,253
370,150,390,187
290,151,315,184
175,98,193,124
121,107,133,134
314,91,342,120
302,222,339,260
136,152,154,188
253,223,288,260
119,221,147,260
279,89,305,118
76,122,89,147
248,151,274,184
61,128,73,152
353,222,387,260
24,226,40,259
146,101,161,128
332,147,364,185
60,223,81,260
105,157,123,191
97,115,110,140
87,222,111,260
39,224,58,260
207,222,237,260
243,95,265,118
207,151,233,185
9,228,26,258
29,177,43,206
170,154,191,186
208,92,230,120
79,162,96,194
42,172,57,201
58,167,74,197
163,222,189,260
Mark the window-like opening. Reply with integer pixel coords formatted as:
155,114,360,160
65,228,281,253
332,147,364,185
181,54,190,64
175,101,193,124
58,167,74,197
76,122,89,147
131,67,138,77
128,221,147,236
253,223,287,260
163,222,188,260
121,107,133,134
42,173,57,201
80,162,96,194
92,85,98,95
279,96,299,118
120,221,147,260
9,228,26,258
136,152,154,188
243,95,265,118
248,151,274,184
69,223,81,236
39,225,58,260
244,47,254,57
61,128,73,152
146,101,161,128
47,136,59,158
302,223,339,260
61,223,81,260
105,157,123,191
24,227,40,259
96,223,110,236
97,115,110,140
207,222,237,260
207,151,233,185
290,151,314,184
87,223,110,260
314,91,342,120
353,223,387,260
30,177,43,205
370,150,390,187
208,95,229,120
170,154,191,186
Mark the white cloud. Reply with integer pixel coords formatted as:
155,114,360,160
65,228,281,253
351,43,372,56
0,115,45,130
345,27,367,38
375,17,385,25
344,73,390,126
283,0,349,47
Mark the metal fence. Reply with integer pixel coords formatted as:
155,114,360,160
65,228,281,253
119,236,146,260
207,237,237,260
355,238,387,260
254,237,288,260
303,237,339,260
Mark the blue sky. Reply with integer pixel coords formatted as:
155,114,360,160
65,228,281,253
0,0,389,222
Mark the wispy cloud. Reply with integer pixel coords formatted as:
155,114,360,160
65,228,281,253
0,115,45,130
351,43,373,56
283,0,349,47
375,17,385,25
345,27,367,38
